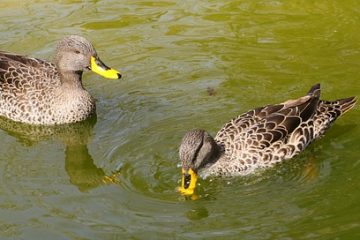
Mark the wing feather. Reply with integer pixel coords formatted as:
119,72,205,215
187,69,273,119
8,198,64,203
215,90,320,154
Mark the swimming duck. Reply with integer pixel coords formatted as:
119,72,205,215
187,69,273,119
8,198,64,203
0,35,121,125
179,84,356,195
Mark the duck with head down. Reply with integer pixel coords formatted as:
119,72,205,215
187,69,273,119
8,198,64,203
179,129,223,195
178,84,356,195
0,35,121,125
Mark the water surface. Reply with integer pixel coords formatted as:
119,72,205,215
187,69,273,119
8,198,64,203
0,1,359,239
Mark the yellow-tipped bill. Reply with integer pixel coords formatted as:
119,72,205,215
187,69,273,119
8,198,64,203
90,56,121,79
178,168,198,195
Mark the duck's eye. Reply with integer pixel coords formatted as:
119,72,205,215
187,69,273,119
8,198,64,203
75,50,80,54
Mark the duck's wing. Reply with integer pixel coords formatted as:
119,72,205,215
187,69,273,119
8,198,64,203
215,84,321,154
0,51,59,91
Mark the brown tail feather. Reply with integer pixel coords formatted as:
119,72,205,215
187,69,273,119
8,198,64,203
337,96,357,114
307,83,321,97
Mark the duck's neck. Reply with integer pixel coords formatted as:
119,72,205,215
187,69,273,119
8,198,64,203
59,70,85,90
201,142,225,170
199,143,226,178
212,143,225,162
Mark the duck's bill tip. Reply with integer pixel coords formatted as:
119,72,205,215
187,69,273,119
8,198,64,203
178,168,198,196
90,56,121,80
99,69,122,79
177,186,195,196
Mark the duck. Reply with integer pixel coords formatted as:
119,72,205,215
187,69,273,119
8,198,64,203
178,84,356,195
0,35,121,125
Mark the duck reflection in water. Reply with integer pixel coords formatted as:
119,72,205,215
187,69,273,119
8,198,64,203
0,115,120,191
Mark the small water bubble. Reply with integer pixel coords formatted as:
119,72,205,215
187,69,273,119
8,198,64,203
114,162,123,172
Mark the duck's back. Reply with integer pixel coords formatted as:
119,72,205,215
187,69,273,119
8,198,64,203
0,51,61,124
211,84,356,176
0,51,60,86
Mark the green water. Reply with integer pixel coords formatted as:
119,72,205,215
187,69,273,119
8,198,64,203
0,1,359,239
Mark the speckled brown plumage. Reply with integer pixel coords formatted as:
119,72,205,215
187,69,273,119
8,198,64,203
0,35,119,125
179,84,356,178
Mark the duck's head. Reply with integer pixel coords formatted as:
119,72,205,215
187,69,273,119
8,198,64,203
55,35,121,79
178,129,220,195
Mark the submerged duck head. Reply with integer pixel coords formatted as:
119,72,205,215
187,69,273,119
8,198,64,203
55,35,121,79
178,129,221,195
